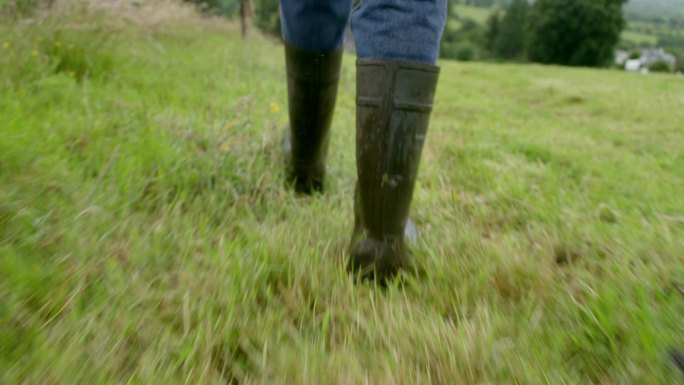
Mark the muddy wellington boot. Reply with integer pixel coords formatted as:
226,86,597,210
348,59,440,281
283,42,343,194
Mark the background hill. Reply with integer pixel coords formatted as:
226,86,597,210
445,0,684,70
625,0,684,21
458,0,684,21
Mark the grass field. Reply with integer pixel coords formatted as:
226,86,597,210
621,30,660,46
628,20,684,37
454,4,494,24
2,5,684,385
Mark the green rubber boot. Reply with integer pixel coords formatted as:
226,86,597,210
348,59,440,281
283,43,343,194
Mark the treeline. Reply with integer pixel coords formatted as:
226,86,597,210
440,0,529,62
182,0,280,35
441,0,629,67
186,0,630,68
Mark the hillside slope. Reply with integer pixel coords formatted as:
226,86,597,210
626,0,684,20
2,12,684,384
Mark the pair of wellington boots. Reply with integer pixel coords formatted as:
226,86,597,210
283,43,439,281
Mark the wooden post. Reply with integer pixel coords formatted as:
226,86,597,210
240,0,251,38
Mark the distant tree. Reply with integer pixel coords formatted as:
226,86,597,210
658,35,684,51
447,0,455,17
455,41,477,61
494,0,528,59
484,9,502,53
676,54,684,73
440,24,462,60
441,19,487,60
252,0,280,37
648,61,672,73
527,0,628,67
459,19,487,48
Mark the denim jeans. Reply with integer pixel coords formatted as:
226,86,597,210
280,0,447,65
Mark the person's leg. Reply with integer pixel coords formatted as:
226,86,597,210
352,0,447,65
281,0,351,52
280,0,352,194
348,0,446,280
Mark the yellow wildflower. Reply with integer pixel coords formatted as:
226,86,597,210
219,141,231,153
2,42,9,49
270,102,280,113
225,118,238,130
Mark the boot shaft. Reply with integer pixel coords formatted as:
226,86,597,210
284,43,343,193
355,60,439,240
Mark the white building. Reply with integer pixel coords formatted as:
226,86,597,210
640,48,677,69
625,59,641,72
615,48,677,71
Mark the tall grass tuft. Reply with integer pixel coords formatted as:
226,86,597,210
0,0,205,86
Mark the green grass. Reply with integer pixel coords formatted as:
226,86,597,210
454,4,494,24
628,20,684,37
621,30,659,46
2,7,684,385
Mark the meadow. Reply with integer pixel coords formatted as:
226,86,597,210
2,3,684,384
454,4,493,24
